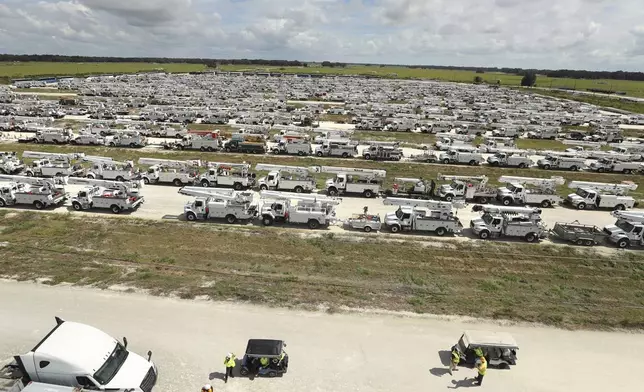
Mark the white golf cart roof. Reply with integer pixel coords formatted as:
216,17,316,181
462,330,519,349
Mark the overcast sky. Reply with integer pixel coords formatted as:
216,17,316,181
0,0,642,71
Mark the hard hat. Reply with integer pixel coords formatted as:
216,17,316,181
202,384,211,391
226,352,232,358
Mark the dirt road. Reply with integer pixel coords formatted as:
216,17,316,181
0,280,641,392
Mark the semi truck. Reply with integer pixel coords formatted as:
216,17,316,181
255,164,317,193
1,317,157,392
0,174,68,209
564,181,638,210
496,176,565,208
383,198,464,236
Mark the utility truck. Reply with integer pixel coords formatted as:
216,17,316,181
315,141,358,158
22,128,73,144
385,177,435,199
138,158,200,186
537,155,586,171
198,162,256,190
255,164,317,193
486,150,533,168
604,218,644,248
0,151,24,174
496,176,565,208
439,147,484,166
470,205,546,242
67,177,144,214
71,133,106,146
271,140,311,156
321,166,385,198
362,144,403,161
259,190,340,229
0,174,68,209
477,137,517,153
22,152,85,178
588,158,640,174
1,316,157,392
565,181,638,210
180,187,258,224
383,198,464,236
83,156,140,181
167,134,222,151
108,131,147,148
435,174,497,203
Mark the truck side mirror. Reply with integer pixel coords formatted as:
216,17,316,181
123,337,128,348
147,351,153,361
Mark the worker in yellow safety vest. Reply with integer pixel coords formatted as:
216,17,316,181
224,353,236,383
449,345,460,374
259,357,270,368
201,384,213,392
474,356,487,386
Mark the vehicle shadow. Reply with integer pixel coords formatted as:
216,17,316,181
438,350,453,366
429,367,451,377
447,377,477,389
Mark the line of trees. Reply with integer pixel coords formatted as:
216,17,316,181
1,54,642,81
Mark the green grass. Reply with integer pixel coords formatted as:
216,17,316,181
6,143,644,198
531,89,644,114
1,212,642,329
0,62,208,80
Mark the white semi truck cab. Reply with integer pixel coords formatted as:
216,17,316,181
8,317,157,392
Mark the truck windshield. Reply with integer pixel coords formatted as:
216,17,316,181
576,189,590,198
482,213,494,225
506,184,519,193
93,342,129,385
616,220,635,232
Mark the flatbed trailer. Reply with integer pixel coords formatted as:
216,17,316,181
550,221,608,246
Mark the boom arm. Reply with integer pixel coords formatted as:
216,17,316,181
383,197,464,210
0,174,66,190
568,180,638,193
67,177,142,192
259,190,341,205
437,173,488,184
22,151,85,162
611,210,644,222
255,164,309,175
312,166,386,178
138,158,201,168
498,176,565,187
472,204,542,215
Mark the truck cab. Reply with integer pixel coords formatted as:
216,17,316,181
604,219,644,248
9,317,157,392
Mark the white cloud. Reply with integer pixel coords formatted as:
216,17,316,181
0,0,642,70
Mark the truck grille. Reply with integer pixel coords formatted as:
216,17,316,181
140,366,157,392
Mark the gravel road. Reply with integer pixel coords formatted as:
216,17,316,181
0,280,642,392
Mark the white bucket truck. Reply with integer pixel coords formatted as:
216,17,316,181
470,205,546,242
564,181,638,210
67,177,144,214
439,146,484,166
320,166,385,198
180,187,258,224
255,164,317,193
83,156,140,182
435,174,497,203
22,152,85,178
197,162,255,190
258,190,340,229
0,175,68,209
0,151,25,175
2,317,157,392
496,176,565,208
383,198,464,236
138,158,200,186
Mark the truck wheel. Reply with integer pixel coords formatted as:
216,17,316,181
502,198,513,206
518,163,527,169
575,239,585,246
294,186,304,193
540,200,551,208
26,171,34,177
435,227,447,236
363,189,374,198
200,146,207,152
129,143,136,148
525,233,537,243
584,240,595,246
577,202,586,210
479,230,490,239
87,174,95,179
389,225,401,233
342,152,349,158
442,159,450,164
468,160,477,166
444,194,454,202
143,177,150,184
110,205,121,214
570,166,578,171
272,149,280,155
186,212,197,221
72,202,83,211
543,164,551,170
200,180,210,187
233,182,243,191
614,204,626,211
225,215,237,224
0,199,5,207
364,154,371,160
225,147,231,152
317,151,323,157
617,238,629,248
262,216,274,226
268,370,277,378
308,219,320,229
173,179,182,187
328,188,339,196
363,226,372,233
70,140,77,145
34,201,44,210
597,167,604,173
109,142,116,147
476,197,489,204
623,169,632,174
116,176,124,182
489,161,499,166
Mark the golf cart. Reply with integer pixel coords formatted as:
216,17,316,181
239,339,288,377
454,330,518,369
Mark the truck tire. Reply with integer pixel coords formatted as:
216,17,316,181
239,368,249,377
444,194,454,202
186,212,197,221
200,146,207,152
262,215,274,226
225,215,237,224
576,202,586,210
617,238,629,248
542,164,551,170
489,161,499,166
0,199,5,207
233,182,243,191
207,147,215,152
597,167,605,173
110,205,121,214
468,160,477,166
363,225,372,233
272,149,280,155
26,171,34,177
364,153,371,160
70,140,77,145
584,240,594,246
173,179,183,187
478,230,490,239
614,204,626,211
328,188,339,196
72,202,83,211
143,177,150,184
363,189,374,198
502,197,513,206
109,142,116,147
570,165,578,171
540,200,552,208
116,176,124,182
525,233,537,243
518,163,527,169
298,151,306,156
623,169,632,174
200,180,210,187
294,186,304,193
33,200,44,210
308,219,320,229
317,151,323,157
389,225,401,233
129,143,136,148
435,227,447,236
341,152,349,158
225,147,231,152
442,159,450,164
87,174,95,179
259,184,268,191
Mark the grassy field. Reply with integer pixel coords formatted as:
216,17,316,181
531,89,644,114
219,64,644,98
1,211,642,329
4,143,644,198
0,62,208,82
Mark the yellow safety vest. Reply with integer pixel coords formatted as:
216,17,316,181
477,360,487,376
260,357,269,366
451,350,460,364
224,356,236,367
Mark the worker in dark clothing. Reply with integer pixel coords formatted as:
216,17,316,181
429,179,436,197
363,206,368,215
